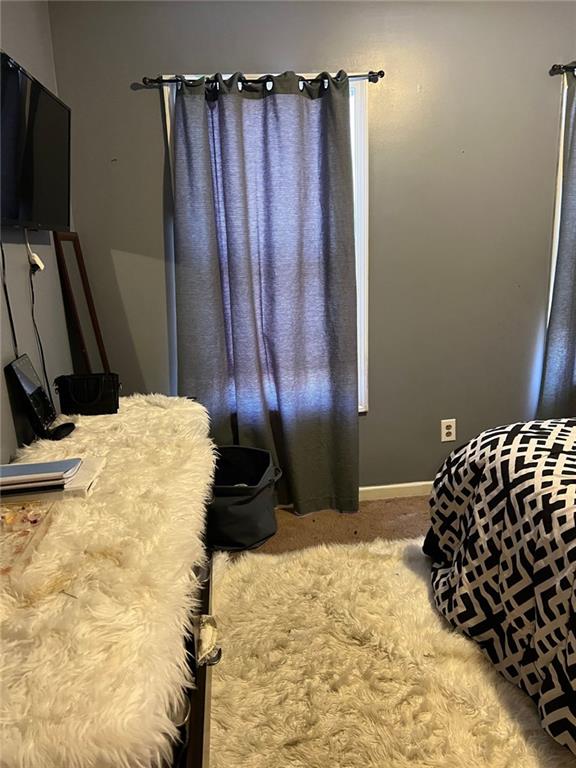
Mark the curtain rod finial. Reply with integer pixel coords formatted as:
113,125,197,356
367,70,385,83
550,62,576,77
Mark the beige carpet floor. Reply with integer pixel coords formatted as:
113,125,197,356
211,539,576,768
258,496,431,554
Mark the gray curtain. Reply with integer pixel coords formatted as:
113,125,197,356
172,71,358,515
538,70,576,418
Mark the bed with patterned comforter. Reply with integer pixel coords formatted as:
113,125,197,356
424,419,576,754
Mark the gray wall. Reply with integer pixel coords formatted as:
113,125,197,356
48,1,576,484
0,0,73,462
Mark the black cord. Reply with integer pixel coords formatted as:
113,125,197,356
28,264,55,408
1,241,19,358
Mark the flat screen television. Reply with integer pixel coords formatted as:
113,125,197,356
1,51,70,231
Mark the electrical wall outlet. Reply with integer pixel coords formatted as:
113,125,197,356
441,418,457,443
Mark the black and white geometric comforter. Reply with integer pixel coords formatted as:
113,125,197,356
424,419,576,754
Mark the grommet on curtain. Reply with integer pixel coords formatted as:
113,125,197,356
237,74,248,93
298,80,304,92
265,78,273,92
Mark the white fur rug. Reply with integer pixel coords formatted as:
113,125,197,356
212,539,576,768
0,395,215,768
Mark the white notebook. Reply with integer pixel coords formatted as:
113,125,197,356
1,458,106,503
0,459,82,488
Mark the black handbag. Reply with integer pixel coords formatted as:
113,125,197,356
55,373,120,416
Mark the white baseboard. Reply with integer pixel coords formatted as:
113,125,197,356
359,481,433,502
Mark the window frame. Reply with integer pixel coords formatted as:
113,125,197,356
350,80,369,413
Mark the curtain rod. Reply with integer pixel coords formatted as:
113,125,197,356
550,62,576,76
141,70,385,87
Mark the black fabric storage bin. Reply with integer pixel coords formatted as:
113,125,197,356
207,446,281,551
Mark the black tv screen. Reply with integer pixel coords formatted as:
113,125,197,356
1,52,70,231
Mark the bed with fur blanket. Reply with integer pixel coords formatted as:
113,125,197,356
424,419,576,755
0,394,216,768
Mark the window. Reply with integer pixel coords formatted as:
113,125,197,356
163,74,369,411
350,80,369,412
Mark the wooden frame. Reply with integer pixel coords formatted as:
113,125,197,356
53,231,110,374
171,557,215,768
187,557,214,768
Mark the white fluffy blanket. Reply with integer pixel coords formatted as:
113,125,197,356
0,395,216,768
211,539,575,768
